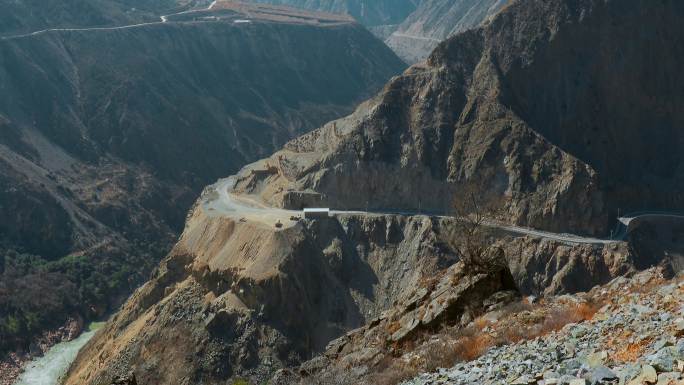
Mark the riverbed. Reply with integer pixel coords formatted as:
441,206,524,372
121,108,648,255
14,322,104,385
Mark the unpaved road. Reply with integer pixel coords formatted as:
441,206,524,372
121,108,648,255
203,177,620,245
1,0,217,41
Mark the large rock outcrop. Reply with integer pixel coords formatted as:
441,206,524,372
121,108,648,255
63,200,463,384
64,191,642,385
65,187,649,385
232,0,684,237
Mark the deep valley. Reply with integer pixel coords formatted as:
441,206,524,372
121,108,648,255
2,1,684,385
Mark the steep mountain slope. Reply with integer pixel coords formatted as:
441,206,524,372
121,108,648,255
62,0,684,384
386,0,508,63
0,2,404,360
244,0,508,63
231,0,684,236
63,188,637,385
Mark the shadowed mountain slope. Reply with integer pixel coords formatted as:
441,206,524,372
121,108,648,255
0,4,404,359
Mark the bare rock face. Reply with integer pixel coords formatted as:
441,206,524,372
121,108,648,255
274,237,640,384
233,0,684,237
321,263,516,362
502,238,634,296
64,197,642,385
63,207,461,385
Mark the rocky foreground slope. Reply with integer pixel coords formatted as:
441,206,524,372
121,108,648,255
404,268,684,385
0,0,404,363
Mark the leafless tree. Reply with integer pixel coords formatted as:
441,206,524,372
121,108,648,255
448,183,508,274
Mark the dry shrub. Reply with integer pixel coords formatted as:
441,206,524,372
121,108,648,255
500,301,600,341
371,355,421,385
574,303,599,321
607,331,654,363
473,317,489,331
612,338,654,362
449,182,509,275
453,334,494,361
421,335,466,373
454,301,601,361
543,302,599,331
372,365,419,385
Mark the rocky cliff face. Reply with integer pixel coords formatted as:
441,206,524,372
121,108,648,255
232,0,684,237
63,193,640,385
0,2,404,357
63,205,461,384
281,238,635,384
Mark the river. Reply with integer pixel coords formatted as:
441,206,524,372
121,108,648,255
14,322,104,385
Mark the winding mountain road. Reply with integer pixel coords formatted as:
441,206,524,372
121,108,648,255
1,0,218,41
618,212,684,226
203,178,621,246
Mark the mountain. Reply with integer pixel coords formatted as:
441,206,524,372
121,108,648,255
228,0,684,236
243,0,507,63
0,1,404,360
62,0,684,384
386,0,508,63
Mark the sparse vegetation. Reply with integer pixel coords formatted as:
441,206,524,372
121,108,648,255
363,298,602,385
448,183,508,275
